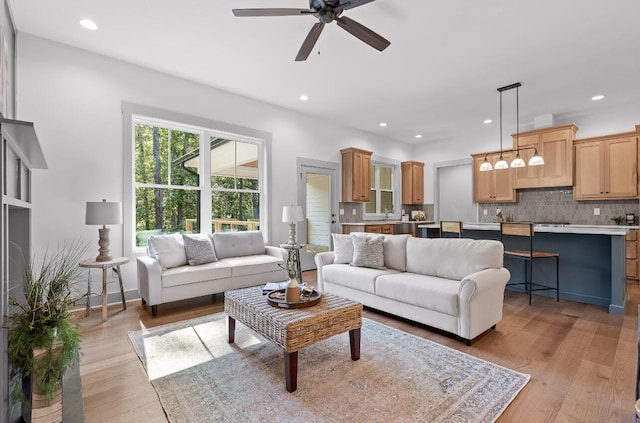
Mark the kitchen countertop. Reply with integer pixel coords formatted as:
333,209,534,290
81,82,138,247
417,222,636,236
342,220,434,225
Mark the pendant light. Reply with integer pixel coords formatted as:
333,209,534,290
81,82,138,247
493,88,509,170
510,83,526,168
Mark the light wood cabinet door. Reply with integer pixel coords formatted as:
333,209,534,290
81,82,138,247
540,129,573,187
401,161,424,204
365,225,382,233
341,147,372,202
627,229,639,280
513,125,576,188
472,152,516,203
574,141,604,199
513,133,541,188
605,136,637,198
574,135,638,200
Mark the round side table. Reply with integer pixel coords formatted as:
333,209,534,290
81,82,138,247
79,257,129,322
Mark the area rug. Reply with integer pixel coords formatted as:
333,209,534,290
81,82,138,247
128,313,529,423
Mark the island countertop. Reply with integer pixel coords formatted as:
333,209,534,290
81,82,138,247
417,222,636,236
417,221,629,315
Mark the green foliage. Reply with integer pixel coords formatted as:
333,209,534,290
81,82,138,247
134,123,261,244
8,240,86,404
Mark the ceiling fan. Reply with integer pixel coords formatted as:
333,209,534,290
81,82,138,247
232,0,390,61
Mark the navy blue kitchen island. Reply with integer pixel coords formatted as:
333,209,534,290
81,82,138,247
419,223,630,314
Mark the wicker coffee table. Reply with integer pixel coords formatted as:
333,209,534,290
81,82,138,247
224,285,363,392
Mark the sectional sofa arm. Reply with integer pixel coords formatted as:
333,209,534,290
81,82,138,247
265,245,288,262
314,251,335,292
137,256,163,306
457,267,511,340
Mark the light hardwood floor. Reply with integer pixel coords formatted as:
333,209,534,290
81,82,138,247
77,272,639,422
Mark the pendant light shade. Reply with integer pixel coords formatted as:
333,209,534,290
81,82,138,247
479,155,493,171
528,151,545,166
510,154,525,168
494,157,509,170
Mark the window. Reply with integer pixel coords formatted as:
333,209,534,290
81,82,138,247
365,161,397,217
132,115,264,247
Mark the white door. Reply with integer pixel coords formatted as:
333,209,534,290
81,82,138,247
436,160,476,223
297,161,338,271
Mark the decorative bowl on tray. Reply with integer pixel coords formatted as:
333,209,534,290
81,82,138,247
267,288,322,308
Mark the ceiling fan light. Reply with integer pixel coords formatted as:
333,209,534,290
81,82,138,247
479,159,493,171
510,155,525,168
494,158,509,170
529,154,545,166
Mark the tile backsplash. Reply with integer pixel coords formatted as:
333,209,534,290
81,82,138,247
478,188,639,225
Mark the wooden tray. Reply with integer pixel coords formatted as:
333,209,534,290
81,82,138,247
267,289,322,309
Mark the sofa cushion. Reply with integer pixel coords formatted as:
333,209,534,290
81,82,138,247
375,272,461,316
351,235,385,269
352,232,410,271
147,233,188,269
406,238,503,281
182,234,217,265
161,261,232,287
332,233,355,264
322,263,399,294
218,254,284,277
211,231,265,259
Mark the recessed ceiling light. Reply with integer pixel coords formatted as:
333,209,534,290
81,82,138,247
299,94,309,101
415,134,422,139
592,95,605,101
379,122,387,127
483,119,492,124
80,19,98,30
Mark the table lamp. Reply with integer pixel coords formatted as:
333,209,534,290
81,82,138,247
282,205,304,246
85,199,122,262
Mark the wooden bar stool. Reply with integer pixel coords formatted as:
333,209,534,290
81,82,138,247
500,222,559,305
439,221,463,238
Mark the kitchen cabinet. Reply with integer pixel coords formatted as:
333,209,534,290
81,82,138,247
341,147,372,202
364,224,394,234
471,151,517,203
574,132,638,200
401,161,424,204
512,124,577,188
626,229,639,281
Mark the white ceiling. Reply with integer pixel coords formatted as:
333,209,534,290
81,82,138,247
9,0,640,144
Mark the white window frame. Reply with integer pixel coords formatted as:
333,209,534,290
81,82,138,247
364,158,401,220
122,102,273,256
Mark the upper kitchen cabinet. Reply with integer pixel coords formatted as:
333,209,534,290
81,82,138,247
341,147,372,202
401,161,424,204
471,151,517,203
511,124,578,189
574,130,639,200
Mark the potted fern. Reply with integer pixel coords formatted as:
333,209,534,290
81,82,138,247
8,240,86,422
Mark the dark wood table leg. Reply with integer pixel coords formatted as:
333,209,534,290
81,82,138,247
349,328,361,361
284,351,298,392
228,316,236,344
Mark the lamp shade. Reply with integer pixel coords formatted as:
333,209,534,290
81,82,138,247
510,155,526,168
282,205,304,223
85,199,122,225
528,153,545,166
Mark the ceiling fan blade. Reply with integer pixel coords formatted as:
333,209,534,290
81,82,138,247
295,23,325,61
232,8,312,17
335,16,390,51
337,0,377,11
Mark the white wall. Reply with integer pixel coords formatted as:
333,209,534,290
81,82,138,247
15,33,414,299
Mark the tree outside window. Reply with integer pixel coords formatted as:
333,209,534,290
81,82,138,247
134,119,263,247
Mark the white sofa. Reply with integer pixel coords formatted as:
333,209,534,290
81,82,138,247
314,233,510,344
137,231,287,316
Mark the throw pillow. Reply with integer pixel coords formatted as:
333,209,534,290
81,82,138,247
182,234,217,266
332,233,355,264
147,233,188,269
351,235,386,269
